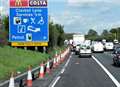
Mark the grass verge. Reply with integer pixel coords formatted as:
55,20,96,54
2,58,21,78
0,46,66,81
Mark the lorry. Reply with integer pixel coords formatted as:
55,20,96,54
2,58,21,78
72,34,85,53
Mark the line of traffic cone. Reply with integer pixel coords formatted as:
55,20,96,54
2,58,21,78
27,66,32,87
8,48,70,87
39,63,45,79
9,72,15,87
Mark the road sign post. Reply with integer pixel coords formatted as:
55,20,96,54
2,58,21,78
9,0,48,43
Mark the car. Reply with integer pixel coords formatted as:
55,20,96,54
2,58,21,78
104,42,114,51
79,45,92,57
113,47,120,66
92,42,104,53
113,39,119,44
75,44,81,55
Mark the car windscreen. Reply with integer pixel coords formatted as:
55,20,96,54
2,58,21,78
81,45,90,49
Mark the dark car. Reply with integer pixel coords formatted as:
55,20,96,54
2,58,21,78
113,47,120,66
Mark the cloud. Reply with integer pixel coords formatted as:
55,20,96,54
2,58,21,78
0,7,3,12
67,0,120,6
51,10,85,26
68,0,120,4
0,0,9,15
90,21,120,34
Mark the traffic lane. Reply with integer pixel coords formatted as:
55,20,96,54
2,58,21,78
55,54,116,87
31,54,72,87
93,52,120,83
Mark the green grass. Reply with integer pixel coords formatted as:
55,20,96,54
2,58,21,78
0,46,67,80
0,46,49,80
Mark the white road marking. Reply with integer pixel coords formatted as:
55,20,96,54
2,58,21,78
92,56,120,87
50,76,61,87
65,57,71,67
49,53,72,87
61,54,72,74
61,68,65,74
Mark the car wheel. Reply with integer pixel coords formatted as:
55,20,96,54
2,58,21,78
113,61,116,66
89,55,92,58
79,55,81,58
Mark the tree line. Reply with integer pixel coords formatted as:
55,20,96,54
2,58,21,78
85,28,120,41
65,28,120,42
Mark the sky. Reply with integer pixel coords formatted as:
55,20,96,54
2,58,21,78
1,0,120,34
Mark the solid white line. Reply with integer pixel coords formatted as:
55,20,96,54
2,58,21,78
61,68,65,74
49,53,72,87
65,57,70,67
50,76,61,87
92,56,120,87
61,54,72,74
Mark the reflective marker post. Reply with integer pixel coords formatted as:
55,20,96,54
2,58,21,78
35,46,38,51
24,47,27,50
43,47,46,53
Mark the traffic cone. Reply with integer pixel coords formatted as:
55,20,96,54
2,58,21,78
27,66,32,87
60,51,63,63
46,61,50,74
56,57,59,66
9,72,15,87
58,55,61,64
53,58,56,68
62,51,65,62
39,63,44,79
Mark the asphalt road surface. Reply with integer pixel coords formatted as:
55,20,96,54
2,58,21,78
33,51,120,87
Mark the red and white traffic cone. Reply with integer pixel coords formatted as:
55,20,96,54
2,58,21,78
58,55,61,64
53,58,56,68
46,61,50,74
27,66,32,87
39,63,44,79
63,51,65,61
61,51,64,62
56,56,59,66
9,72,15,87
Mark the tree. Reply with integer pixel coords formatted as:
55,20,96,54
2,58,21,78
110,28,117,34
48,19,65,48
86,29,98,40
101,30,109,36
55,24,65,46
0,16,9,46
87,29,98,36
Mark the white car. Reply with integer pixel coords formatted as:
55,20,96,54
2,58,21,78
92,42,104,53
104,42,114,50
114,39,119,44
79,45,92,57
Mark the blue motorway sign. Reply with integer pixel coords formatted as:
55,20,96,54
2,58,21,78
9,1,48,42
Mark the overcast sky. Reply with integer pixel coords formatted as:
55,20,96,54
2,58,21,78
1,0,120,34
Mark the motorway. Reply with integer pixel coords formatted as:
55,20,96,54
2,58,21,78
32,51,120,87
